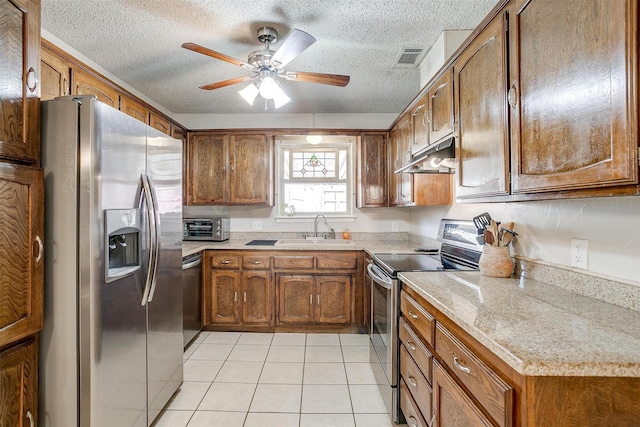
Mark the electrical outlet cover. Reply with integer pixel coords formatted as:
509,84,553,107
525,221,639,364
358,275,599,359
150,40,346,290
571,239,588,269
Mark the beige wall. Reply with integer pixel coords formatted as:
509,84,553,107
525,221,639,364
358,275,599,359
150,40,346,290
409,196,640,285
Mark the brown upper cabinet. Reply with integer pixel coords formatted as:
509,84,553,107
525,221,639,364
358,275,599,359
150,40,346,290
357,132,388,207
186,132,273,205
454,12,510,199
73,68,120,108
120,95,148,124
389,113,414,207
426,68,455,145
0,164,44,349
150,112,172,136
508,0,638,194
411,95,429,155
0,0,40,165
41,46,71,101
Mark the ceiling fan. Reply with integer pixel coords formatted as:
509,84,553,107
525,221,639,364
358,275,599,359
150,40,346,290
182,27,350,109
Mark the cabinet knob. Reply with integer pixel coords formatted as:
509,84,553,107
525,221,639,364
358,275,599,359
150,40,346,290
508,84,518,109
26,67,38,93
453,356,472,374
35,235,44,263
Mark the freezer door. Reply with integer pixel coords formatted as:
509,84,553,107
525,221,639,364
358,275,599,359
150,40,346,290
145,127,184,425
88,101,148,427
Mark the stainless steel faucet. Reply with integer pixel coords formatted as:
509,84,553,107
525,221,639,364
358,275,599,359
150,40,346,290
314,214,327,237
313,213,335,238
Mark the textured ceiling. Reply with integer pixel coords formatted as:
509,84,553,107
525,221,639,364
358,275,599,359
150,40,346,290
41,0,498,115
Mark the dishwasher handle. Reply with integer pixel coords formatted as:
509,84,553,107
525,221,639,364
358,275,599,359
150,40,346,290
182,255,203,270
367,262,393,290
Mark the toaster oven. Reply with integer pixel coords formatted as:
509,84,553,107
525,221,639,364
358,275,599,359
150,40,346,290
183,217,230,241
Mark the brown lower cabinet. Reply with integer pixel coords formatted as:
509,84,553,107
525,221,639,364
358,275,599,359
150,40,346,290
204,250,360,331
0,338,38,427
400,285,640,427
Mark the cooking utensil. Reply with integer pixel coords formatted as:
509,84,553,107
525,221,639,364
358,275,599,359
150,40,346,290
473,212,492,232
483,229,494,246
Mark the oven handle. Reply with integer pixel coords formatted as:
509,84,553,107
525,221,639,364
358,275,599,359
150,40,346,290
367,262,393,290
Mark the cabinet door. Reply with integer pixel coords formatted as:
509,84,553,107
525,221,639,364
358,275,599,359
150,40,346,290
454,12,510,199
357,133,388,207
186,134,227,205
315,276,351,324
0,0,40,164
411,96,429,155
509,0,637,193
388,126,401,206
428,69,455,144
0,164,43,348
120,95,148,124
241,270,273,325
73,68,120,108
150,112,171,136
41,46,71,101
433,361,493,427
277,275,314,324
210,269,240,324
397,115,414,206
172,127,188,203
0,338,37,427
229,134,272,205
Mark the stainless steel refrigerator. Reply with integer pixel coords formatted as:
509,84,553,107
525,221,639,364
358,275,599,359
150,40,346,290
40,96,183,427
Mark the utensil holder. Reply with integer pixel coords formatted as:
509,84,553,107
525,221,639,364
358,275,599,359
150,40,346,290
479,245,514,278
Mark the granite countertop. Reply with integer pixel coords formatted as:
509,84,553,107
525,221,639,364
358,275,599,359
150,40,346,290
399,271,640,377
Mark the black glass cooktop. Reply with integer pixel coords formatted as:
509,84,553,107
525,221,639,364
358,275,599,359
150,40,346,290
373,253,445,275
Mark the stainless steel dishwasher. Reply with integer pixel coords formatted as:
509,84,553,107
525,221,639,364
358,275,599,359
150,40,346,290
182,253,202,347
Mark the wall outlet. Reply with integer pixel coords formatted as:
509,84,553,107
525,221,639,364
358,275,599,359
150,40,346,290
571,238,588,269
391,221,399,232
252,220,263,231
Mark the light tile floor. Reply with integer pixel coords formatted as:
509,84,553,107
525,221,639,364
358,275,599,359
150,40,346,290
153,332,405,427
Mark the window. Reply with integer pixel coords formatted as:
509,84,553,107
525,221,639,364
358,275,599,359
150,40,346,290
277,136,353,217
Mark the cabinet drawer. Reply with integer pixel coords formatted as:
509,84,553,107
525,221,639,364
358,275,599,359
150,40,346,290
273,256,315,270
435,324,513,427
243,255,271,269
400,317,433,383
400,345,433,422
400,378,430,427
210,254,240,269
400,291,435,348
316,255,358,270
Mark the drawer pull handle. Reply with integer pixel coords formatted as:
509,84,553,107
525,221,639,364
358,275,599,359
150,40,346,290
408,310,419,319
430,414,436,426
406,341,417,351
243,292,247,303
251,260,262,264
220,260,231,264
35,235,44,263
453,356,472,374
27,411,34,427
310,294,313,305
407,375,418,388
234,291,238,302
408,415,418,427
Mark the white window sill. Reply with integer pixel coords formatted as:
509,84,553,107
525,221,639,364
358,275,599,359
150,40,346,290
275,215,357,223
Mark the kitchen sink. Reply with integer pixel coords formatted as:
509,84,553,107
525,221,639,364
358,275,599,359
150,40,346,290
275,238,355,246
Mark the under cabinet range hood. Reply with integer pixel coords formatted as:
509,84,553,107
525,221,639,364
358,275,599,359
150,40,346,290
395,137,456,173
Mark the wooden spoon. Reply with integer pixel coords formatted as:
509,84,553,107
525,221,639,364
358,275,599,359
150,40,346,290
483,229,494,246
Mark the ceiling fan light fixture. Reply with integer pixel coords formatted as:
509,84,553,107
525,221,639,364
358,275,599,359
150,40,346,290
258,73,278,99
272,85,291,108
238,82,259,105
306,135,323,144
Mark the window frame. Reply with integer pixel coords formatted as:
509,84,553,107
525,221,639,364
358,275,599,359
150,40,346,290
275,137,355,220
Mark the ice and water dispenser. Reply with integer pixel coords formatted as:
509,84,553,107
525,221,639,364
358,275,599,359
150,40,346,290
105,209,142,283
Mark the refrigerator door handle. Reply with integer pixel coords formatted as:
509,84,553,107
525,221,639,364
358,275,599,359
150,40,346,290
146,174,162,303
139,174,157,306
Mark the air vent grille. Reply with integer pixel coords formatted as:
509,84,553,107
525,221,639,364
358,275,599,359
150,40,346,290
393,47,425,68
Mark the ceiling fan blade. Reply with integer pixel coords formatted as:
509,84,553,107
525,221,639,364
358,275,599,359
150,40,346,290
200,76,252,90
285,71,350,87
271,29,316,67
182,42,256,71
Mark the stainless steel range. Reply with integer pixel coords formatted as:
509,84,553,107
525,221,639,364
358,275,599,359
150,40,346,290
367,219,482,424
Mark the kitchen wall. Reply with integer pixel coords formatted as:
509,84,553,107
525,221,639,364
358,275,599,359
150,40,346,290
409,196,640,285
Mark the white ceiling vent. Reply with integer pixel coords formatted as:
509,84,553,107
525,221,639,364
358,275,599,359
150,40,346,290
393,47,425,69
